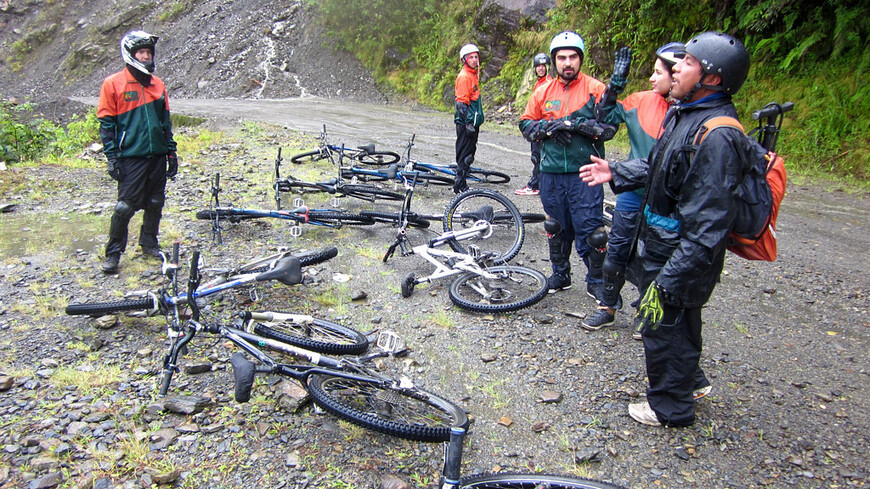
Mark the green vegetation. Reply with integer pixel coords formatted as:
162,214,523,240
0,99,99,164
311,0,869,183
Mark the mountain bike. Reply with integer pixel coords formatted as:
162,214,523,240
394,133,511,185
290,124,400,166
159,249,469,443
274,146,403,209
198,172,375,244
438,427,626,488
65,242,339,321
385,214,548,312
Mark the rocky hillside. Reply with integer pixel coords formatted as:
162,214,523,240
0,0,391,105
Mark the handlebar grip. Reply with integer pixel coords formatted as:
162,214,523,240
752,102,794,121
277,147,282,159
189,251,200,281
158,370,173,397
410,134,416,144
172,241,180,265
247,311,275,321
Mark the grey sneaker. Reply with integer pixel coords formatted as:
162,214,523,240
586,283,604,304
628,400,662,426
581,307,615,331
547,274,572,294
101,254,120,274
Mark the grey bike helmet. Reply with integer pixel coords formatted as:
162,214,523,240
684,31,750,95
655,42,686,70
533,52,550,67
121,30,158,74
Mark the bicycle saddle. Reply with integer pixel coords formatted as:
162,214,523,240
463,205,494,222
357,143,375,155
255,256,303,286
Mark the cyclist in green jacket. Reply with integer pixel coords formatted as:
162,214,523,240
98,30,177,273
454,43,485,194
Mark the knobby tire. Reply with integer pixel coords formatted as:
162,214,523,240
467,169,511,184
443,189,524,265
306,211,376,226
458,473,627,489
448,266,547,313
290,149,327,164
340,184,404,202
356,151,400,166
253,316,368,355
306,374,469,443
65,297,156,316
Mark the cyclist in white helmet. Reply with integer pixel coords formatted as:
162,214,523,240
453,43,485,194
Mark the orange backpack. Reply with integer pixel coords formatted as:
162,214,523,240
693,116,787,261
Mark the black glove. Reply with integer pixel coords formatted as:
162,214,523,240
609,47,632,93
522,121,549,141
106,157,121,182
465,123,476,134
552,131,572,146
166,153,178,179
543,119,572,136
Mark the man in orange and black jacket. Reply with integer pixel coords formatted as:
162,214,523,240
98,30,177,274
453,43,485,194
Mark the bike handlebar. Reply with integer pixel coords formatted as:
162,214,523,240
752,102,794,121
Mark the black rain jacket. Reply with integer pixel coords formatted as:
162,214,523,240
609,95,753,308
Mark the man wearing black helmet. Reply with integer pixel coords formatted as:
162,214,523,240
515,53,551,197
579,32,752,427
98,30,177,274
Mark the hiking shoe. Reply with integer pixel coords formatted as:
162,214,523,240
514,186,539,196
141,246,162,259
547,274,572,294
586,283,604,304
581,307,615,331
101,254,120,274
628,400,662,426
693,385,712,401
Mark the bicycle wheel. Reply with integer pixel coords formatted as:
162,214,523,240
443,189,524,265
519,212,546,224
306,211,376,226
278,180,325,195
195,209,261,221
459,474,626,489
448,265,547,313
65,296,156,316
340,184,404,202
253,316,368,355
290,149,327,164
467,168,511,184
356,151,400,166
359,211,431,229
306,373,469,442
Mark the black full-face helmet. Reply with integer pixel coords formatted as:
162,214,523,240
684,31,750,95
121,30,159,74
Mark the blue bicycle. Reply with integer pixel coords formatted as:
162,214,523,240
290,124,400,166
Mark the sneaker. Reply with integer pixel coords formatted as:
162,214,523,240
141,246,162,259
101,254,120,274
628,400,662,426
514,186,539,196
693,385,712,400
581,307,615,331
586,283,604,304
547,274,572,294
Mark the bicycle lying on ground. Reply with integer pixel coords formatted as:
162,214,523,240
197,172,375,244
158,249,469,443
437,426,626,488
273,146,403,209
394,133,511,185
290,124,400,166
65,243,339,319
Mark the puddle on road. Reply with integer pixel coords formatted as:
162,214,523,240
0,213,105,259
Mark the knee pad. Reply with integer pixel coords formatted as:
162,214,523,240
145,195,165,211
544,218,562,237
586,226,608,251
113,200,135,219
602,256,624,278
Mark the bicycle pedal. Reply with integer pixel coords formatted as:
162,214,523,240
376,331,407,355
468,244,481,259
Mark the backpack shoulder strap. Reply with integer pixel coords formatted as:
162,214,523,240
693,116,744,146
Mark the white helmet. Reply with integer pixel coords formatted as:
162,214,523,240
459,43,479,62
121,30,158,74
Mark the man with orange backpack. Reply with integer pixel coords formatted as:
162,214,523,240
579,32,752,427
